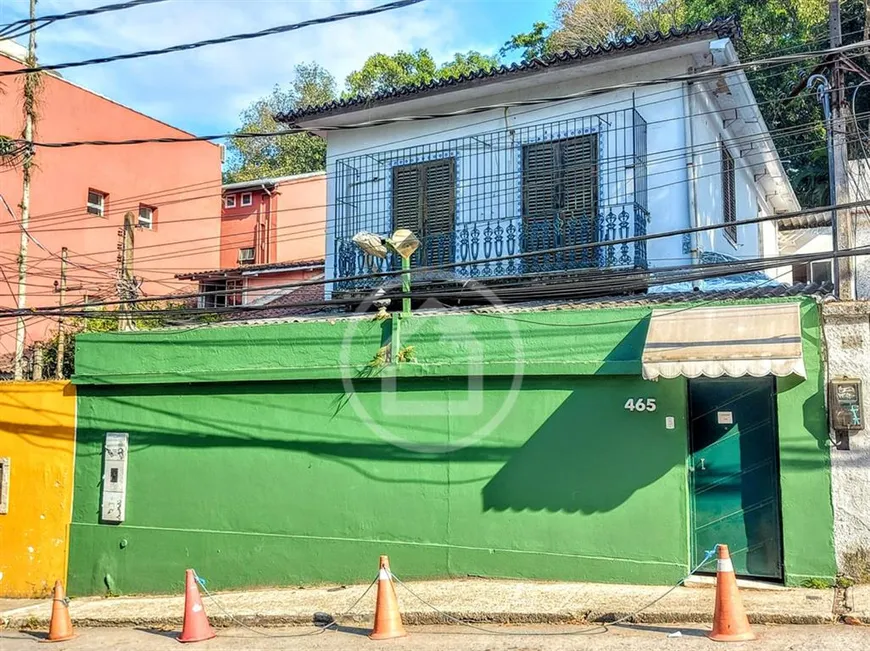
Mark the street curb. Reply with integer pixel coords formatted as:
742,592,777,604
2,610,838,630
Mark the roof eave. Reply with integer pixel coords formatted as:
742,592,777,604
709,39,800,215
280,17,739,127
176,259,326,281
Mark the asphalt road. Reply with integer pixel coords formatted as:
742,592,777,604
1,624,868,650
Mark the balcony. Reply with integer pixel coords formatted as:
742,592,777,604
332,109,648,293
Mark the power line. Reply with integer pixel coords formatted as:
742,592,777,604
0,0,427,78
0,95,833,235
0,0,171,40
8,39,866,148
1,106,854,254
21,129,856,274
0,50,845,236
0,244,848,320
2,200,863,315
0,47,852,292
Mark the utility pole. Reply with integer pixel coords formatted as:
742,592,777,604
55,247,67,379
13,0,38,380
830,0,856,299
32,345,43,380
118,212,135,331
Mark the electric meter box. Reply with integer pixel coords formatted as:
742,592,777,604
829,379,864,431
101,432,129,523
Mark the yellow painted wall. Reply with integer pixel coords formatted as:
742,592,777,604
0,382,75,598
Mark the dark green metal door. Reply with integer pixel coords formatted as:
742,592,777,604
688,377,783,580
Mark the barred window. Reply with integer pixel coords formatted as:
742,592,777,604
722,142,737,243
392,158,456,267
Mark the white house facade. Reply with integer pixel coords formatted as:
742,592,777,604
282,17,798,298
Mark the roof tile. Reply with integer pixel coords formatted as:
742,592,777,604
277,17,739,124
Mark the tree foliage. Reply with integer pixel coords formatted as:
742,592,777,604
227,1,869,208
39,302,192,379
515,0,863,207
224,62,336,183
500,21,552,62
344,49,498,97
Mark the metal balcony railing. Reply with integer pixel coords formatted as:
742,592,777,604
332,109,648,292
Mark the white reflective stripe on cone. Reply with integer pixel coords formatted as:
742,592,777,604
718,558,734,573
379,568,390,580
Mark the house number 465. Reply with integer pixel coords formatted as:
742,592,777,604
624,398,657,412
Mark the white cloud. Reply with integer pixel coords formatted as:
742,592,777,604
4,0,482,133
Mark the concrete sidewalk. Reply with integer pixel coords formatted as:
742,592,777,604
0,578,849,630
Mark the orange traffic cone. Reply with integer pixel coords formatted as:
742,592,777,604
709,544,756,642
41,580,75,643
177,569,216,644
369,556,408,640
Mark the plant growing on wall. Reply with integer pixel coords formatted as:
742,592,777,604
39,301,187,379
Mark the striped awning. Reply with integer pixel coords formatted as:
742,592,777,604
642,303,805,380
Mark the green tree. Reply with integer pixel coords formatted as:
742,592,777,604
438,50,500,79
500,21,552,62
550,0,640,50
225,62,336,183
40,301,187,379
522,0,859,207
344,49,499,97
345,49,438,96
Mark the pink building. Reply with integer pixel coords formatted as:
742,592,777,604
0,40,223,362
178,173,326,315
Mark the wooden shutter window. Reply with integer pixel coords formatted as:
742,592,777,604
392,159,456,266
422,160,455,235
721,142,737,243
522,134,599,270
561,135,598,216
392,165,422,234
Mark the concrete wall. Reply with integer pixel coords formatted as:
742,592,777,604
0,382,76,598
67,298,835,595
0,53,222,353
824,302,870,577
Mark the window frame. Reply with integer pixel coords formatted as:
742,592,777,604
224,194,237,209
200,278,244,309
226,278,244,306
238,247,255,264
810,259,833,285
201,281,221,309
137,204,156,230
520,133,600,269
240,192,253,207
721,142,737,244
391,157,457,267
87,190,107,217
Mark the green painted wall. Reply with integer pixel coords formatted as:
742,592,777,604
70,376,690,595
72,307,652,384
68,299,836,594
776,302,837,585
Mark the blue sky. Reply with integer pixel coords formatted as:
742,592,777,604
0,0,552,135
